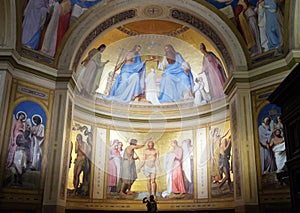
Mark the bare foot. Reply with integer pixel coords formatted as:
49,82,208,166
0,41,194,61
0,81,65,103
168,193,175,199
218,188,223,194
120,192,127,196
131,96,137,101
178,193,185,198
127,190,135,195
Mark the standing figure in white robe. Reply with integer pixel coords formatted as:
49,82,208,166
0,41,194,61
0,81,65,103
12,134,30,185
162,152,175,198
115,141,123,185
76,48,98,88
193,76,211,106
256,1,269,52
182,139,194,194
269,128,287,173
146,68,160,105
31,115,45,170
78,44,109,96
41,1,61,57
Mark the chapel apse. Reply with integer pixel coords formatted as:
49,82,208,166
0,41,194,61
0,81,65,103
7,0,291,211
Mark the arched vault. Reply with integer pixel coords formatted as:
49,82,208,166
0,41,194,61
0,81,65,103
57,0,248,75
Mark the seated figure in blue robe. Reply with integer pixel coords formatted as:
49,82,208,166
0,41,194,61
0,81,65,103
157,44,194,103
104,45,148,103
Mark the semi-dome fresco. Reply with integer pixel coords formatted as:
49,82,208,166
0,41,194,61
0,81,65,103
75,34,227,106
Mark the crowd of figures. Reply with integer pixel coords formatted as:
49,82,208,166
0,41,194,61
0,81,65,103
76,42,227,106
258,115,287,182
106,138,194,200
207,0,284,57
21,0,101,57
21,0,285,59
5,112,45,186
67,128,234,200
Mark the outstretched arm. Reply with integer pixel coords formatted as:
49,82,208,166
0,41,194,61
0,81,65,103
133,144,146,150
221,128,230,139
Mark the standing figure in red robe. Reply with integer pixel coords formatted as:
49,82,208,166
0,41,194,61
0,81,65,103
170,139,186,195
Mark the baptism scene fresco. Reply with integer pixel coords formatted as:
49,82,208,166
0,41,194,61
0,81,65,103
105,130,195,200
66,121,233,200
3,101,46,188
21,0,285,60
257,103,289,190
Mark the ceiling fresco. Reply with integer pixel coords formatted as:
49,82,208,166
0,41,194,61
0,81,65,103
20,0,286,61
19,0,287,106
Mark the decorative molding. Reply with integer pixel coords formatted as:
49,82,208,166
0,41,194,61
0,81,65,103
143,5,164,18
73,9,136,70
21,48,54,65
171,9,233,73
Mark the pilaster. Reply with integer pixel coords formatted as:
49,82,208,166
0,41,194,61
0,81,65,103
42,81,74,213
291,0,300,49
226,80,259,212
0,68,13,155
0,0,16,49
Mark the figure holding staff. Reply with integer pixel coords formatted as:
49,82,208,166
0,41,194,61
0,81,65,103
104,47,125,95
103,44,154,103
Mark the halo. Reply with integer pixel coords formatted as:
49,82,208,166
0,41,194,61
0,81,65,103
272,128,282,134
110,139,119,147
32,114,43,125
147,140,154,146
16,111,27,122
